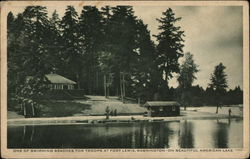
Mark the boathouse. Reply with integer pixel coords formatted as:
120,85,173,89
143,101,180,117
45,74,76,90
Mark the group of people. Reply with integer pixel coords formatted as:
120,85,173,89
105,106,117,119
110,109,117,116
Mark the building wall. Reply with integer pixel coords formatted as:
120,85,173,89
148,106,180,117
48,84,74,90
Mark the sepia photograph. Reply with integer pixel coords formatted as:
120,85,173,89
1,0,249,158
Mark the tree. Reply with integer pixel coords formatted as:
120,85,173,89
7,12,18,110
7,12,15,30
22,6,52,75
155,8,185,89
106,6,139,100
79,6,104,94
50,10,61,30
7,12,16,90
178,53,199,88
209,63,228,113
189,85,204,106
47,10,62,72
7,13,28,103
226,86,243,105
128,19,157,101
60,6,83,89
7,6,53,116
177,52,199,110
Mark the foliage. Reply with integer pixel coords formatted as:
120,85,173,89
209,63,228,107
47,10,62,72
177,52,199,108
107,6,138,95
60,6,83,89
177,52,199,89
154,8,185,83
209,63,228,93
78,6,104,94
7,6,242,115
7,6,53,112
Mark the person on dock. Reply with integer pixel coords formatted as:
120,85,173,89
114,109,117,116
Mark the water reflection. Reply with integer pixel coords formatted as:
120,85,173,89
215,119,229,148
8,119,242,148
179,120,194,148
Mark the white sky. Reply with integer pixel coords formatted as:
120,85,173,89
10,5,243,90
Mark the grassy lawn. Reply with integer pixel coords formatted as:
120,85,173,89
36,100,91,117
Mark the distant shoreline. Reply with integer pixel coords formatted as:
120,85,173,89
8,110,242,126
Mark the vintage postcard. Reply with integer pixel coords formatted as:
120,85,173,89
1,0,249,158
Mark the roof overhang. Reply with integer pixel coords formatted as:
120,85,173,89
143,101,180,107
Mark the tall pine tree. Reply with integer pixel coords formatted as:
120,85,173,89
154,8,185,99
79,6,104,94
128,19,157,101
61,6,83,88
47,10,62,72
108,6,138,98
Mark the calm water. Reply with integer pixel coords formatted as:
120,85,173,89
8,119,243,148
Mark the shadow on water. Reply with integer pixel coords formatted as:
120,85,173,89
7,119,242,148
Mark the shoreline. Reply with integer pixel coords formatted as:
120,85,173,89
8,111,242,126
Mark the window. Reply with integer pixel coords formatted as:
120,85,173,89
172,106,176,111
159,107,163,111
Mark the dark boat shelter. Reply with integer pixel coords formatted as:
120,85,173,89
143,101,180,117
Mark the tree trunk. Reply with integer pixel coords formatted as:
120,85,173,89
76,73,80,89
104,74,107,98
20,103,23,113
120,73,124,103
31,103,35,117
23,103,26,117
96,70,99,94
88,67,92,94
122,73,125,97
107,86,109,97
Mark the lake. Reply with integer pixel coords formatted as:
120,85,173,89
8,119,243,148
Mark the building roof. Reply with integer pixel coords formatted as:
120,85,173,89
143,101,180,107
45,74,76,84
